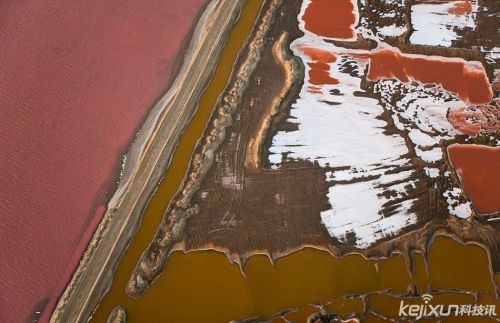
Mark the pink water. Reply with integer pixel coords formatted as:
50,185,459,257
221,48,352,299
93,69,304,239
0,0,206,321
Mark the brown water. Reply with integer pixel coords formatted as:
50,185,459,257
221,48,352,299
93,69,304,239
428,236,496,294
371,237,496,317
89,0,498,321
90,0,265,321
92,235,496,322
93,248,411,322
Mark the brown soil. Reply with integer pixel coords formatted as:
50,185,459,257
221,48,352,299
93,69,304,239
182,0,333,254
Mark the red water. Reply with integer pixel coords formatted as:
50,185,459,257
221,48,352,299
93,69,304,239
448,98,499,136
302,0,357,39
300,0,492,106
301,47,339,86
0,0,206,322
448,109,483,135
448,0,472,15
367,48,493,105
448,144,500,215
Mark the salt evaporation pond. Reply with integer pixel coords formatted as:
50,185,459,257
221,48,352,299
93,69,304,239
0,0,206,321
269,0,493,247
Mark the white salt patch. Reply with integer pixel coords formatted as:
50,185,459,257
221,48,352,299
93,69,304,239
374,80,476,217
481,47,500,65
269,36,418,248
415,146,443,163
424,167,440,178
451,202,472,218
380,12,396,18
268,153,282,168
377,24,406,37
444,188,472,219
379,81,463,136
408,129,438,147
409,1,477,47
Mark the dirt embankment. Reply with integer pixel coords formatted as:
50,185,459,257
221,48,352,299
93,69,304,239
126,0,286,298
49,1,246,322
245,32,300,169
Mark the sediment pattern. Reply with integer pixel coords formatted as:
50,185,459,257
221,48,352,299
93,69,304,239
126,0,282,297
245,32,299,169
126,0,499,301
49,0,246,321
106,306,126,323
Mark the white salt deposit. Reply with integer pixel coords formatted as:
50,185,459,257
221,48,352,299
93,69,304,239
409,0,477,47
267,0,477,248
269,36,419,248
377,24,406,38
443,187,472,218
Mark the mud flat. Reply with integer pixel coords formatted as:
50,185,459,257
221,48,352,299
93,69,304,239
49,1,246,322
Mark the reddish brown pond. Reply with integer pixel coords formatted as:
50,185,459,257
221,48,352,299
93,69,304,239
301,46,339,86
448,144,500,215
448,0,472,15
302,0,357,39
367,48,492,105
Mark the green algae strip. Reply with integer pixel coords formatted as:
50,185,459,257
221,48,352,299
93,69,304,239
90,0,265,321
